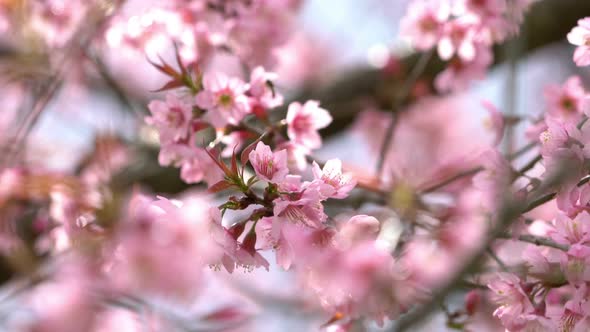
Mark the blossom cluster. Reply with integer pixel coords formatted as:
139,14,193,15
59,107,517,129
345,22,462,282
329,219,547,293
401,0,536,91
105,0,300,66
4,1,590,331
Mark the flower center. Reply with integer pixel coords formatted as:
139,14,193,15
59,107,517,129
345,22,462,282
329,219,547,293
218,93,234,107
420,15,438,33
561,96,576,112
166,107,185,127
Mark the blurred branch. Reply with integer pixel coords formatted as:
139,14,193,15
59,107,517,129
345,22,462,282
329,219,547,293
284,0,590,137
0,0,128,168
375,50,434,175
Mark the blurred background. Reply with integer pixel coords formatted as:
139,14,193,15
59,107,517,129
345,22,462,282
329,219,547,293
0,0,590,331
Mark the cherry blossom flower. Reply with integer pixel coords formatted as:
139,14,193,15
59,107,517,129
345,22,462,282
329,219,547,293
568,18,590,67
544,76,587,123
146,92,195,142
195,73,251,128
550,212,590,246
333,215,380,250
437,17,478,61
558,284,590,331
248,142,288,183
273,175,327,228
179,147,224,186
472,149,514,211
561,244,590,285
488,273,535,331
400,0,451,51
109,195,215,298
481,100,505,146
286,101,332,149
435,44,493,92
453,0,506,18
312,159,356,199
208,207,269,273
248,66,284,111
277,141,310,173
255,216,294,270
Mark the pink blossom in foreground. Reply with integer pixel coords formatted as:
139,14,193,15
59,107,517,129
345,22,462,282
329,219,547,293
109,195,215,298
400,0,450,51
286,101,332,149
488,273,536,331
248,142,288,183
568,18,590,67
195,73,251,128
312,159,356,199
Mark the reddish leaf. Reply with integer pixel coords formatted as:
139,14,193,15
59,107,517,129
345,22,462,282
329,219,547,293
230,145,239,175
146,56,179,78
173,42,188,76
208,180,234,194
205,148,233,177
191,120,209,133
240,135,264,168
202,306,248,323
151,79,184,92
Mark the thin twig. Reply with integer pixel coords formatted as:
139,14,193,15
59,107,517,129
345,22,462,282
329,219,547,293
375,50,434,175
497,234,570,251
421,167,483,193
486,247,508,271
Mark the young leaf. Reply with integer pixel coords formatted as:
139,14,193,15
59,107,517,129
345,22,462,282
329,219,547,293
208,180,234,194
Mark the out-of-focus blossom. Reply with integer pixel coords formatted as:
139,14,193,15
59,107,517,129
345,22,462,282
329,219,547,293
437,17,478,61
146,92,195,142
108,195,215,299
400,0,451,51
277,141,310,173
179,146,224,186
544,76,587,124
435,44,493,92
248,66,284,112
568,18,590,67
286,101,332,150
472,149,514,211
481,100,505,146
